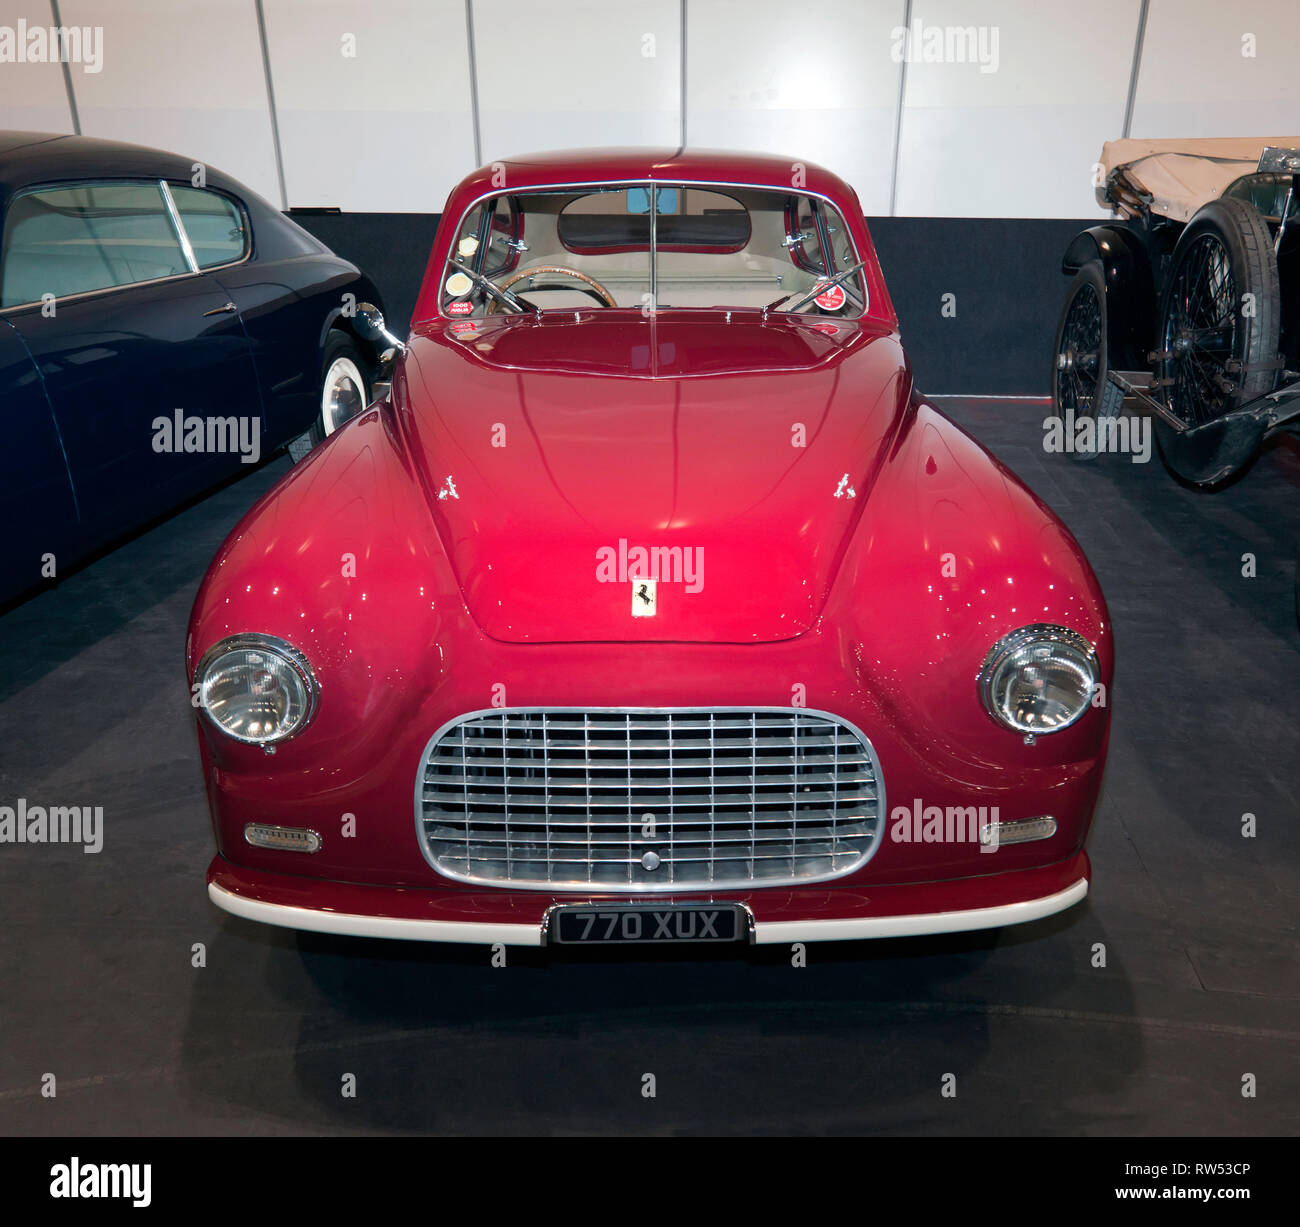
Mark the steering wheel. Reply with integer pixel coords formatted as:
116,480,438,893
485,265,618,313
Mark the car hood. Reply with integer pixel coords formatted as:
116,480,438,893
394,311,911,643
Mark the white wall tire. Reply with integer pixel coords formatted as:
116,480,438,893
289,333,372,464
320,355,367,437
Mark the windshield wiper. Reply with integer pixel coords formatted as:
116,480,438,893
448,257,536,314
763,258,869,316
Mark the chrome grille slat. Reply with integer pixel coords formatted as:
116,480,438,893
424,815,876,831
436,715,814,732
422,789,878,808
434,727,860,743
426,752,871,770
425,773,874,791
415,707,884,891
424,829,873,847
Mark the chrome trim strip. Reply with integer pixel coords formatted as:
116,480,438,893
159,179,199,273
413,706,886,893
648,179,658,307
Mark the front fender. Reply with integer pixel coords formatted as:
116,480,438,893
1061,223,1156,370
829,400,1113,783
186,399,465,778
317,271,389,364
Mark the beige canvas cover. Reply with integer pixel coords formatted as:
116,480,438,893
1098,137,1300,221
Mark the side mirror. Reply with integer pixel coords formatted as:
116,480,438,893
354,302,406,354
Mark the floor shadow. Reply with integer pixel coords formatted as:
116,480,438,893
178,900,1143,1135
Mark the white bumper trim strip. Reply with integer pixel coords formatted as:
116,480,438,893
208,882,543,946
211,877,1087,947
751,878,1088,944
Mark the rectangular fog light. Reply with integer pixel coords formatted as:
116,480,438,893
244,823,321,853
980,816,1057,847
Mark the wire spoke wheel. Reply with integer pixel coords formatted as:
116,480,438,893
1154,196,1281,475
1056,281,1102,416
1050,262,1118,462
1161,233,1237,428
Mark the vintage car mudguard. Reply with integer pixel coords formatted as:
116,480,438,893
1061,223,1157,372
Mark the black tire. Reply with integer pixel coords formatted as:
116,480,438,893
287,332,372,464
1154,198,1281,465
1051,262,1121,461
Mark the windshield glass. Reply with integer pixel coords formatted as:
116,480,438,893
440,184,866,318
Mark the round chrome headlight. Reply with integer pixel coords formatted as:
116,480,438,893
978,624,1098,735
196,634,319,745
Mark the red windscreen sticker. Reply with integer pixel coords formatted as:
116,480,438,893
813,283,846,311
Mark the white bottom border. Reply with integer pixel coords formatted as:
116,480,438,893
210,877,1087,946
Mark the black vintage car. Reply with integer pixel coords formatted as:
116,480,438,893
1052,138,1300,486
0,131,388,608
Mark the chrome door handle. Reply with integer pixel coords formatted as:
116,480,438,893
203,301,238,316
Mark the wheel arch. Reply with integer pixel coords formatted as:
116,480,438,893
316,273,389,365
1061,224,1157,371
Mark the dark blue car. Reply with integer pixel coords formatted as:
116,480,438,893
0,131,386,608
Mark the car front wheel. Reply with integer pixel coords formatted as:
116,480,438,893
288,333,372,463
1051,262,1121,462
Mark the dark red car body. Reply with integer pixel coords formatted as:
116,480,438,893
189,150,1111,947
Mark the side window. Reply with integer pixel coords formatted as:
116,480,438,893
450,196,517,279
820,202,858,272
452,198,516,268
785,196,829,276
483,196,518,274
169,185,248,268
1,181,188,308
442,197,519,313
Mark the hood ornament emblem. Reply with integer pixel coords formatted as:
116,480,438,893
632,579,657,617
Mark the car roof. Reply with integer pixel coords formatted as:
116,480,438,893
450,147,862,207
0,129,244,203
416,146,889,326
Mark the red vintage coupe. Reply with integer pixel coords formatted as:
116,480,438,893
188,149,1112,949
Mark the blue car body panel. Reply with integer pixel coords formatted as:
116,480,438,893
0,317,79,590
0,131,384,607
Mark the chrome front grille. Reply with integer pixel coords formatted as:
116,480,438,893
416,708,884,890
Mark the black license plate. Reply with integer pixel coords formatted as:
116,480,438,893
550,903,747,945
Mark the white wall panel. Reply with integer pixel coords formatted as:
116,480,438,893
686,0,904,216
894,0,1141,218
1130,0,1300,139
263,0,475,212
12,0,1300,220
0,1,77,134
55,0,281,204
473,0,680,159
